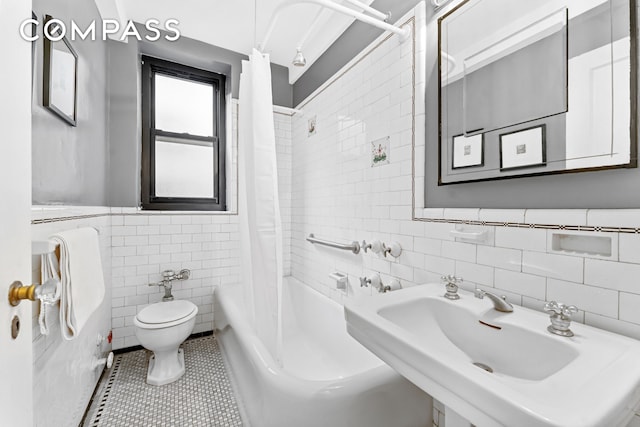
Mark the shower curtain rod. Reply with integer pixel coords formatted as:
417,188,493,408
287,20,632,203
259,0,410,52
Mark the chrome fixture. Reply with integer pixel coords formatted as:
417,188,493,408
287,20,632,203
292,47,306,67
382,241,402,258
474,289,513,313
544,301,578,337
149,269,191,301
307,233,360,254
359,273,382,290
381,278,402,293
362,239,383,254
441,275,462,300
360,274,400,293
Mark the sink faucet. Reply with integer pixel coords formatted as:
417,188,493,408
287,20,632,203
474,289,513,312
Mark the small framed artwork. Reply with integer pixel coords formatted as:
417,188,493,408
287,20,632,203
43,15,78,126
307,115,317,137
452,133,483,169
371,136,390,167
500,125,546,170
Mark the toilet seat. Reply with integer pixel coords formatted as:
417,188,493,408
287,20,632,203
134,300,198,329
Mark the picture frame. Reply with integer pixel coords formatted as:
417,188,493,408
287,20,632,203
43,15,78,126
500,125,546,170
452,133,483,169
371,136,390,167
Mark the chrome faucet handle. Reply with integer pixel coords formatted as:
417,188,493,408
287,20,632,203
362,240,372,253
544,301,578,316
360,274,382,289
544,301,578,337
442,275,462,300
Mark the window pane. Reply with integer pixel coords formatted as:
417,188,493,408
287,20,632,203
155,138,214,198
155,74,214,136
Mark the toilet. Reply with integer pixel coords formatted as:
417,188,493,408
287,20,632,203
133,300,198,386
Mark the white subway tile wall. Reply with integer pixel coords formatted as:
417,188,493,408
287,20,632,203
290,0,640,382
289,6,640,424
31,208,112,427
110,108,292,350
110,212,239,349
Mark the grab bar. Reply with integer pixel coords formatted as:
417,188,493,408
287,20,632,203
306,233,361,254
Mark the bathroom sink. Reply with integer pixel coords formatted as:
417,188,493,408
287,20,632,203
344,284,640,427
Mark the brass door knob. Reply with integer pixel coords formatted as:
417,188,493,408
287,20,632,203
8,281,36,306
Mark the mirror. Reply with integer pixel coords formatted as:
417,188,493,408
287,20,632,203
438,0,637,184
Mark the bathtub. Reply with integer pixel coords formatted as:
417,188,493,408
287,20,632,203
214,276,432,427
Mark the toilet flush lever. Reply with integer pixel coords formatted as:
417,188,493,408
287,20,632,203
149,269,191,301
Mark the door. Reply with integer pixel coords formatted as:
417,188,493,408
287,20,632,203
0,1,34,426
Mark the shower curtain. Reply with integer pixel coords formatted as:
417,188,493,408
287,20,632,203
238,49,284,362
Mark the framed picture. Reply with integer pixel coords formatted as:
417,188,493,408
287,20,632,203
371,136,390,167
452,133,483,169
43,15,78,126
500,125,546,170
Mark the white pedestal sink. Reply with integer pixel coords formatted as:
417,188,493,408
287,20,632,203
344,283,640,427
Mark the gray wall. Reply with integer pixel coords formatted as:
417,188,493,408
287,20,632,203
425,0,640,208
32,0,109,205
293,0,422,106
135,26,293,106
106,39,141,208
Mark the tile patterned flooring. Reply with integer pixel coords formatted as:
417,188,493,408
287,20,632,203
83,335,243,426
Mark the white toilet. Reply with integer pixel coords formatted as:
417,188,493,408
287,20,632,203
133,300,198,386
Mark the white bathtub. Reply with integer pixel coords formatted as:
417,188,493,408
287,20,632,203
214,277,432,427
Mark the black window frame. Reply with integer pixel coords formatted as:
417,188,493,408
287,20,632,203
141,55,226,211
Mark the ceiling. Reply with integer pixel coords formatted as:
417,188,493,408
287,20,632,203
109,0,377,84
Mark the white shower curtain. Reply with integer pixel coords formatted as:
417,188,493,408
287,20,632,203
238,49,284,362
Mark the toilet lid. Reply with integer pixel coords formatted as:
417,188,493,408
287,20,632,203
136,300,197,324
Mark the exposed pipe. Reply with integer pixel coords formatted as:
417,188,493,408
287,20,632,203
341,0,390,21
295,5,325,57
431,0,453,9
259,0,410,52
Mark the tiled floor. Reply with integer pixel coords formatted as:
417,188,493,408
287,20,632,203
83,335,243,427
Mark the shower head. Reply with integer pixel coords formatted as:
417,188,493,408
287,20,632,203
292,48,306,67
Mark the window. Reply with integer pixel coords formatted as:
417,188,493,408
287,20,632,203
141,56,226,210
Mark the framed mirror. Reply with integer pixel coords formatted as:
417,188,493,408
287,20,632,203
43,15,78,126
438,0,637,185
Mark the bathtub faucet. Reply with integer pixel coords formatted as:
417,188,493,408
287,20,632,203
149,269,191,301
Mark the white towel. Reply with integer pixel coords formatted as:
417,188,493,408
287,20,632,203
39,252,61,335
51,227,105,340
